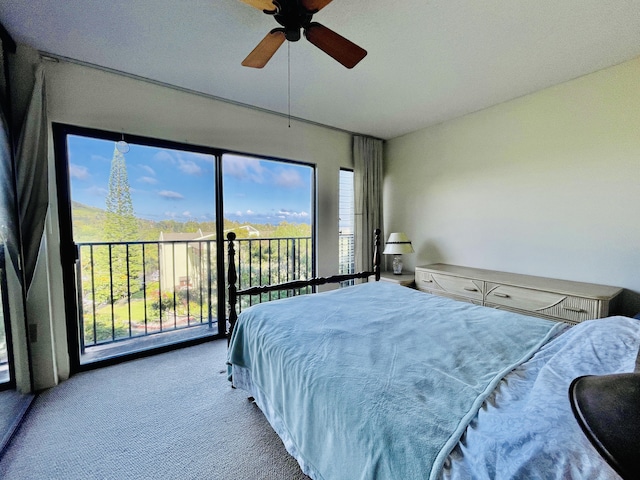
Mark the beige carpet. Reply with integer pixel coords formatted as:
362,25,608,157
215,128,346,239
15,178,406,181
0,339,310,479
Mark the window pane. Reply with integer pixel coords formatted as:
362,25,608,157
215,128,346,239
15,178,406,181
223,154,314,305
66,134,218,365
339,170,354,282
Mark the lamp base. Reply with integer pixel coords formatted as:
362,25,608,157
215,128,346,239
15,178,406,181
392,255,403,275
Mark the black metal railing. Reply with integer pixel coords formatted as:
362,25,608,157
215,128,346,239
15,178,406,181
234,236,313,310
76,236,313,351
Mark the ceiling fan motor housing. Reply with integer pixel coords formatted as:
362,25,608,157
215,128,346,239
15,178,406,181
272,0,314,42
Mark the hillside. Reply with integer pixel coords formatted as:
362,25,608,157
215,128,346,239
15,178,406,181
71,202,107,242
70,202,311,242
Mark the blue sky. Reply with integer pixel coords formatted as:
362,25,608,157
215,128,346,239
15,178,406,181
67,135,313,225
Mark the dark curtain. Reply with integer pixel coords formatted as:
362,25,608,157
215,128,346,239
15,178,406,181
0,34,21,280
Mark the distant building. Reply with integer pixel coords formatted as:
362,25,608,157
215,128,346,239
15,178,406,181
339,170,355,277
159,230,215,292
158,226,261,292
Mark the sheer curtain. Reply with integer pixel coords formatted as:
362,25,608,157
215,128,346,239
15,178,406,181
15,64,48,293
353,135,383,273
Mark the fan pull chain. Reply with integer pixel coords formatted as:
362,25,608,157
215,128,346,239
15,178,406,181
288,42,291,128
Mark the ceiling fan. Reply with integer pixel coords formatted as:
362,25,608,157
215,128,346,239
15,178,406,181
239,0,367,69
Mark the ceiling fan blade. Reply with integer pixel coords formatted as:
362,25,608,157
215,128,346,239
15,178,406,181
304,22,367,69
242,30,286,68
238,0,277,12
300,0,334,13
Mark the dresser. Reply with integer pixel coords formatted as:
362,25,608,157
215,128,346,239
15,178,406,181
415,264,623,324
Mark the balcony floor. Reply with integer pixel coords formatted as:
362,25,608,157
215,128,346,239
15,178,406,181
80,323,218,365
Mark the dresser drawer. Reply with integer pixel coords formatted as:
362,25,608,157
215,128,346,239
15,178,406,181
485,283,599,323
416,270,483,302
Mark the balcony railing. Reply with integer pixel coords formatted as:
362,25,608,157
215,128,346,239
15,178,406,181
76,236,313,352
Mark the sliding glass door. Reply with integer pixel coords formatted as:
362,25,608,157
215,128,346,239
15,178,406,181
54,125,315,371
56,128,220,367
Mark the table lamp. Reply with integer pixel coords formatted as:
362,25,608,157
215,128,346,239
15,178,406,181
382,232,414,275
569,373,640,479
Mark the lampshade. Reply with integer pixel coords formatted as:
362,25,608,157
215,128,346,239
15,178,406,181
383,232,415,255
569,373,640,479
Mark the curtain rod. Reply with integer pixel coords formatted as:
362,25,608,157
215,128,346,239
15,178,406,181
38,51,384,142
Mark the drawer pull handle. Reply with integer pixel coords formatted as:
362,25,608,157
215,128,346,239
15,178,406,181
493,293,510,298
464,287,478,292
563,306,586,313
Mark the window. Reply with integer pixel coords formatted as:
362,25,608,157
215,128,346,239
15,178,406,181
222,154,315,307
339,169,354,284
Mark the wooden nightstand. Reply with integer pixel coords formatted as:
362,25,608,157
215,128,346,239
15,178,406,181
370,271,416,288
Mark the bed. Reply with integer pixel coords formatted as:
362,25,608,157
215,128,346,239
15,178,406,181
226,235,638,479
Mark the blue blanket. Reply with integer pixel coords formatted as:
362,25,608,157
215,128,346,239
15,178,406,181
444,315,638,479
228,282,564,480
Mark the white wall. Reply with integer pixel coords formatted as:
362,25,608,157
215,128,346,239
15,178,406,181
14,45,354,389
385,56,640,316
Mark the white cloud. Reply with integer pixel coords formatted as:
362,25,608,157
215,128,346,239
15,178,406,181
223,156,265,183
70,164,90,180
182,152,215,164
153,150,176,163
140,165,156,176
91,154,110,162
152,151,213,174
182,211,192,217
86,185,108,197
274,169,304,188
139,176,158,184
158,190,184,200
278,209,309,219
178,159,202,175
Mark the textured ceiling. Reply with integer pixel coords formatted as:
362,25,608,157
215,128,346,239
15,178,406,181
2,0,640,139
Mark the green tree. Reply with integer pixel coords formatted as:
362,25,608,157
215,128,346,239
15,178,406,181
273,221,311,238
105,146,137,241
92,145,142,305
